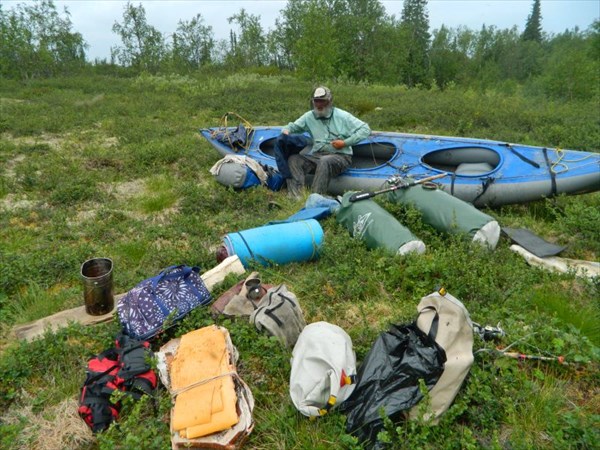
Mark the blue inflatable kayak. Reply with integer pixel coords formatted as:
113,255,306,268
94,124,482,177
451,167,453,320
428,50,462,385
200,126,600,207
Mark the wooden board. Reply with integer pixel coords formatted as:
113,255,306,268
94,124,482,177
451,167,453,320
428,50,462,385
12,256,246,342
510,245,600,279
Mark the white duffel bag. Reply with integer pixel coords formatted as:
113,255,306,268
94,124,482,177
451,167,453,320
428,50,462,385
289,321,357,417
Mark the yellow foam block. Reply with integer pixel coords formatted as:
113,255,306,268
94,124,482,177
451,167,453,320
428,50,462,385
183,376,239,439
169,326,239,438
171,327,231,390
172,378,225,430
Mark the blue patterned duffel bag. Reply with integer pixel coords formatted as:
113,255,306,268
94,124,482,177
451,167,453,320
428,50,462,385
117,265,211,340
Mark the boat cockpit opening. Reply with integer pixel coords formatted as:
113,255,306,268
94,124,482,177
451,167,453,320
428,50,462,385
351,142,397,168
258,138,397,169
257,137,277,156
422,147,500,175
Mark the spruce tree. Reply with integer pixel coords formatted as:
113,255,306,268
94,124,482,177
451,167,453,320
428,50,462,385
400,0,431,87
522,0,543,42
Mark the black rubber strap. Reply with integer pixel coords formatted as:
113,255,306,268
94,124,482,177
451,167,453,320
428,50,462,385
504,143,540,168
472,177,494,204
542,147,557,195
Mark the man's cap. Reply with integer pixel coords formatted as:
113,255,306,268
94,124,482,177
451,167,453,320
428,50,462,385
312,86,332,101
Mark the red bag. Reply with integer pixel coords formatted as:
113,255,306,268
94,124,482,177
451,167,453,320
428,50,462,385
78,334,157,433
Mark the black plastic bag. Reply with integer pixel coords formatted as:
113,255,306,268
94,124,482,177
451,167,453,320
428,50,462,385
340,322,446,447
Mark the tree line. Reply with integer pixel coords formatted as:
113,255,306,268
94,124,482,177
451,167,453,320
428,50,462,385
1,0,598,100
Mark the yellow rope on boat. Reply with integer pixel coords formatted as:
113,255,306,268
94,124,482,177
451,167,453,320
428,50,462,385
549,147,596,175
210,112,255,152
550,148,567,174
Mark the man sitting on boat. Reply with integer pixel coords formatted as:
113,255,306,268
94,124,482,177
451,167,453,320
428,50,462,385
274,86,371,198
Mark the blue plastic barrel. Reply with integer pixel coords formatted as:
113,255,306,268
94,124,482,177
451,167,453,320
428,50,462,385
223,219,324,267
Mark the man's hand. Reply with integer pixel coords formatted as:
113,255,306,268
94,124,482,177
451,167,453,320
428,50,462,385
282,129,289,135
331,139,345,149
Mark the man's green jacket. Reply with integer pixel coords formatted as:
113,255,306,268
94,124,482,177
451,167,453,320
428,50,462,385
284,107,371,155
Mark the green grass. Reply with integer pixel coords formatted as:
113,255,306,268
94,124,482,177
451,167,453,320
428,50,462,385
0,74,598,449
530,288,600,347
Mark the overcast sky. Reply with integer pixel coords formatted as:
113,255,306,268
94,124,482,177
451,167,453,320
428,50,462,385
6,0,599,60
